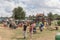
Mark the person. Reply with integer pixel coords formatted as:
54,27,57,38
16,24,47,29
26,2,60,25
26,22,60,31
44,20,49,29
23,22,27,39
6,19,11,28
9,20,17,29
33,22,36,33
12,21,17,29
29,22,35,39
3,20,7,27
39,22,44,32
9,20,12,29
55,21,58,30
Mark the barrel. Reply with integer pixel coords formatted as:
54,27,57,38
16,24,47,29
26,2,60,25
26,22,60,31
55,33,60,40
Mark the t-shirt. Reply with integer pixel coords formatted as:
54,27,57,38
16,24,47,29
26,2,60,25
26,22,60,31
23,25,27,31
39,22,42,26
40,24,44,27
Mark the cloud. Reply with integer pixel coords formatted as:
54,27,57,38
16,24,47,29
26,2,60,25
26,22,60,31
0,0,27,17
0,0,60,17
45,0,60,8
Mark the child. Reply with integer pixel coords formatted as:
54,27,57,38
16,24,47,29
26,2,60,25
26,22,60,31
29,22,35,38
23,22,27,39
33,22,36,33
39,22,44,32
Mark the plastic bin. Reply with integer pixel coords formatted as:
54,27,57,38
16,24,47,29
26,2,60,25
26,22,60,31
55,33,60,40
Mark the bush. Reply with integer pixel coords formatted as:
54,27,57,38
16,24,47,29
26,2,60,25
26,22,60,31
57,20,60,26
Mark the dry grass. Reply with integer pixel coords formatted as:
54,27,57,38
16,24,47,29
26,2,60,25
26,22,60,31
0,20,58,40
0,26,57,40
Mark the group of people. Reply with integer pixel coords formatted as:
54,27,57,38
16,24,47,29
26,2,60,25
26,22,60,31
2,18,45,39
22,21,44,39
2,18,17,29
1,17,59,40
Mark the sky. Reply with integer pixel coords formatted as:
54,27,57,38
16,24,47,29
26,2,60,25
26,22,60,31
0,0,60,17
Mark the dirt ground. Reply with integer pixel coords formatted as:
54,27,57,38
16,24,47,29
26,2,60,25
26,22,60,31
0,26,58,40
0,23,59,40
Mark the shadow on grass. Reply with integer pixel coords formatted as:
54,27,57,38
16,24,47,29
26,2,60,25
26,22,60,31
16,38,24,40
12,37,27,40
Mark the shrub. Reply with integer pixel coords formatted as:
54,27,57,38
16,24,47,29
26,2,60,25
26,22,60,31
57,20,60,26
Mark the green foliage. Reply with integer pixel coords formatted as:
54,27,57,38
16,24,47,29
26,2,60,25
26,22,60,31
53,14,60,20
53,14,58,19
12,7,26,20
48,12,54,20
29,15,35,20
57,20,60,26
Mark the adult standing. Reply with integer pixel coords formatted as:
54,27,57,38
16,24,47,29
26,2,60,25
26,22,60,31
23,22,28,39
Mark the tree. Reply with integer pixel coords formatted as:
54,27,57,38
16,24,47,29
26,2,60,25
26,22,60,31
12,7,26,20
53,14,58,19
29,15,36,20
29,15,33,20
52,14,60,20
48,12,54,20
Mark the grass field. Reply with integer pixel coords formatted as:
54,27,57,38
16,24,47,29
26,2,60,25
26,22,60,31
0,26,58,40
